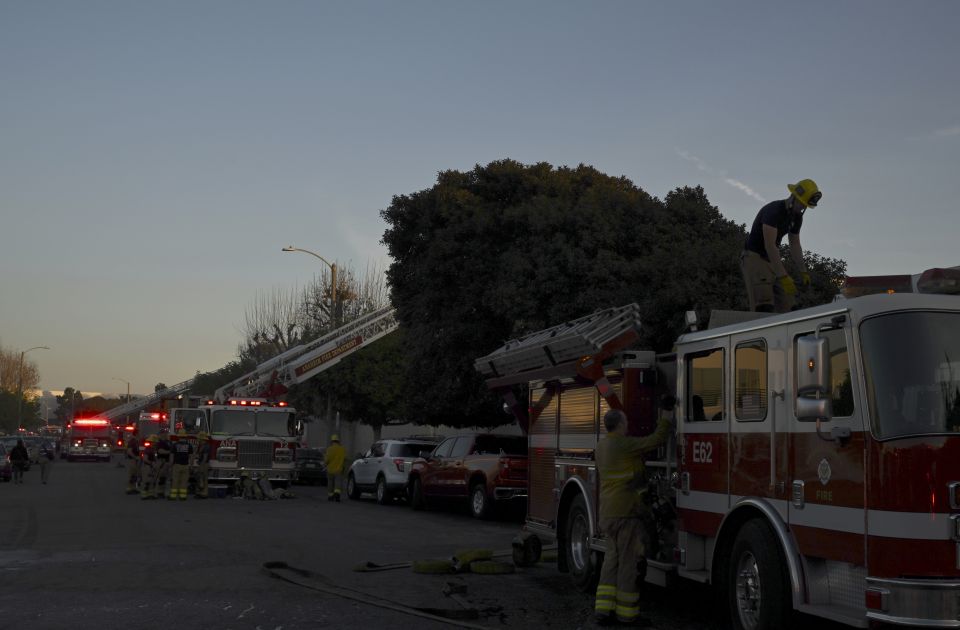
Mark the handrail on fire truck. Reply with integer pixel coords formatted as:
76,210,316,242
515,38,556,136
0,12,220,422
214,306,399,401
101,378,195,421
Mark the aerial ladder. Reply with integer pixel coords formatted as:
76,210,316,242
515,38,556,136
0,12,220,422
214,305,399,401
101,378,195,421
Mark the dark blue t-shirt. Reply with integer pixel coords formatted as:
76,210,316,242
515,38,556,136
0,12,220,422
744,200,804,260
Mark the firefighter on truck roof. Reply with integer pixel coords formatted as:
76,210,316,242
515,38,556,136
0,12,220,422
593,407,672,626
741,178,822,313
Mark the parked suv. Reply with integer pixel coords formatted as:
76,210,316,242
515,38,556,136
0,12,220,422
347,437,443,504
406,433,528,519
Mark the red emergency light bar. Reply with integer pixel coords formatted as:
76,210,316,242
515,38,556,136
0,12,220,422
74,419,109,426
229,399,263,406
124,425,135,432
917,267,960,295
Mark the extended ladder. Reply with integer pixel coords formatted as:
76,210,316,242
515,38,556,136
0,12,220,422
214,306,399,401
102,378,195,421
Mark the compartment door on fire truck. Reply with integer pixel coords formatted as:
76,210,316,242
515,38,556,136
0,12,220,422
677,338,730,535
786,318,865,569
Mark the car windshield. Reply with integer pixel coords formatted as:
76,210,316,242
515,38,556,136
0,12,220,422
473,435,527,455
861,311,960,439
210,410,295,437
389,443,435,457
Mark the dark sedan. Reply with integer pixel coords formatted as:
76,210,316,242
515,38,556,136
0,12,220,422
293,447,327,485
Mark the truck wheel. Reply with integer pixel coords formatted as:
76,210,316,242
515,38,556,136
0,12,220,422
563,494,600,593
728,519,792,630
469,483,491,519
375,476,389,505
346,473,361,500
410,477,426,511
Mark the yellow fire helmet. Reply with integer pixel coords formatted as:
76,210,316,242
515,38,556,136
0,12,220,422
176,428,186,436
147,434,158,442
330,434,340,442
788,178,822,208
198,432,209,440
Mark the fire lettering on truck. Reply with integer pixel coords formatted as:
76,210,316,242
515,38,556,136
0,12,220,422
294,336,362,377
692,440,713,464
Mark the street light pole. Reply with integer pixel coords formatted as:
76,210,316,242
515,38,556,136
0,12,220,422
282,245,338,304
112,377,131,403
17,346,50,431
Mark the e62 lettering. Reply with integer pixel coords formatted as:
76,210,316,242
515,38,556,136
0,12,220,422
692,440,713,464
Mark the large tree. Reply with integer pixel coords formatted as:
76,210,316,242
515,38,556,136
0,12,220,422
381,159,846,426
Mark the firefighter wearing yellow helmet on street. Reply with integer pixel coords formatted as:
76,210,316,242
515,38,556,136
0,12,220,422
140,434,159,500
194,432,210,499
741,178,822,313
324,434,346,502
169,429,194,500
593,408,671,626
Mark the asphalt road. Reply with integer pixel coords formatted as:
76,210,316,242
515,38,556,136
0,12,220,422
0,461,836,630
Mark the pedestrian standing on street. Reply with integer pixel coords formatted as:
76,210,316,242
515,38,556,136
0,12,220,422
169,430,194,501
140,435,159,500
194,432,210,499
324,434,345,502
10,439,29,484
593,408,671,626
39,441,55,484
155,429,172,499
125,435,141,494
741,178,822,313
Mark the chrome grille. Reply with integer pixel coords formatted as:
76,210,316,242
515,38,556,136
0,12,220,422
238,440,273,469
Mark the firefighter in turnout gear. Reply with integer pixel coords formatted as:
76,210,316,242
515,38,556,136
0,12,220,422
170,430,194,501
155,430,173,499
194,432,210,498
593,408,671,626
324,434,345,502
140,435,159,500
125,435,141,494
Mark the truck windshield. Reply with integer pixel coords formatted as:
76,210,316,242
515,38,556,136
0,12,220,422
209,410,294,437
861,311,960,439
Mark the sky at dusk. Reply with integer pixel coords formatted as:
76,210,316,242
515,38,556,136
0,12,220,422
1,0,958,397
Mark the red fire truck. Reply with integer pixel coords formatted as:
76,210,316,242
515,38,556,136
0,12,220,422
167,397,301,486
63,418,114,462
477,267,960,629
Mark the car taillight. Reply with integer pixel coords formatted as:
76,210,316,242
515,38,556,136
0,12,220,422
394,458,405,473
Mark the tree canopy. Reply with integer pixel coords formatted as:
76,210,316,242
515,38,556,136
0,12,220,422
382,159,846,426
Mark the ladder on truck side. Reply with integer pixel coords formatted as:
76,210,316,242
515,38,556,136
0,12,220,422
475,303,642,432
214,306,399,401
101,378,195,421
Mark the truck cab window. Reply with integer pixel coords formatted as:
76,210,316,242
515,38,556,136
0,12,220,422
735,340,767,421
686,348,725,422
795,328,854,418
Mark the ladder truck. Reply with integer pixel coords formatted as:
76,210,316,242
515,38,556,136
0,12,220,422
476,267,960,629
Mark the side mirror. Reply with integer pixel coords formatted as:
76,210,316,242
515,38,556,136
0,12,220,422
797,397,832,421
797,336,830,397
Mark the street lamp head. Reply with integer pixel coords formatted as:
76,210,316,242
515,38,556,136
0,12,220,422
282,246,296,252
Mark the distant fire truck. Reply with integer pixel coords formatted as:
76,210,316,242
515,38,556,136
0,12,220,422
166,398,301,485
477,267,960,629
134,412,167,447
63,418,114,462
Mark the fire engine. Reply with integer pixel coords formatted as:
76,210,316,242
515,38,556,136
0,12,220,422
63,418,114,462
134,412,167,447
476,267,960,629
166,397,301,485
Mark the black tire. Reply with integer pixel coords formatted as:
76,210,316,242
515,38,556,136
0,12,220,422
469,483,491,519
346,473,361,500
727,519,792,630
410,476,426,511
375,475,389,505
563,494,601,593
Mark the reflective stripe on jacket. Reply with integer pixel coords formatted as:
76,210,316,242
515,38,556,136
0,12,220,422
595,417,670,519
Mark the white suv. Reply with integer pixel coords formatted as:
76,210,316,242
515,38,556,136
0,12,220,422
347,437,442,504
